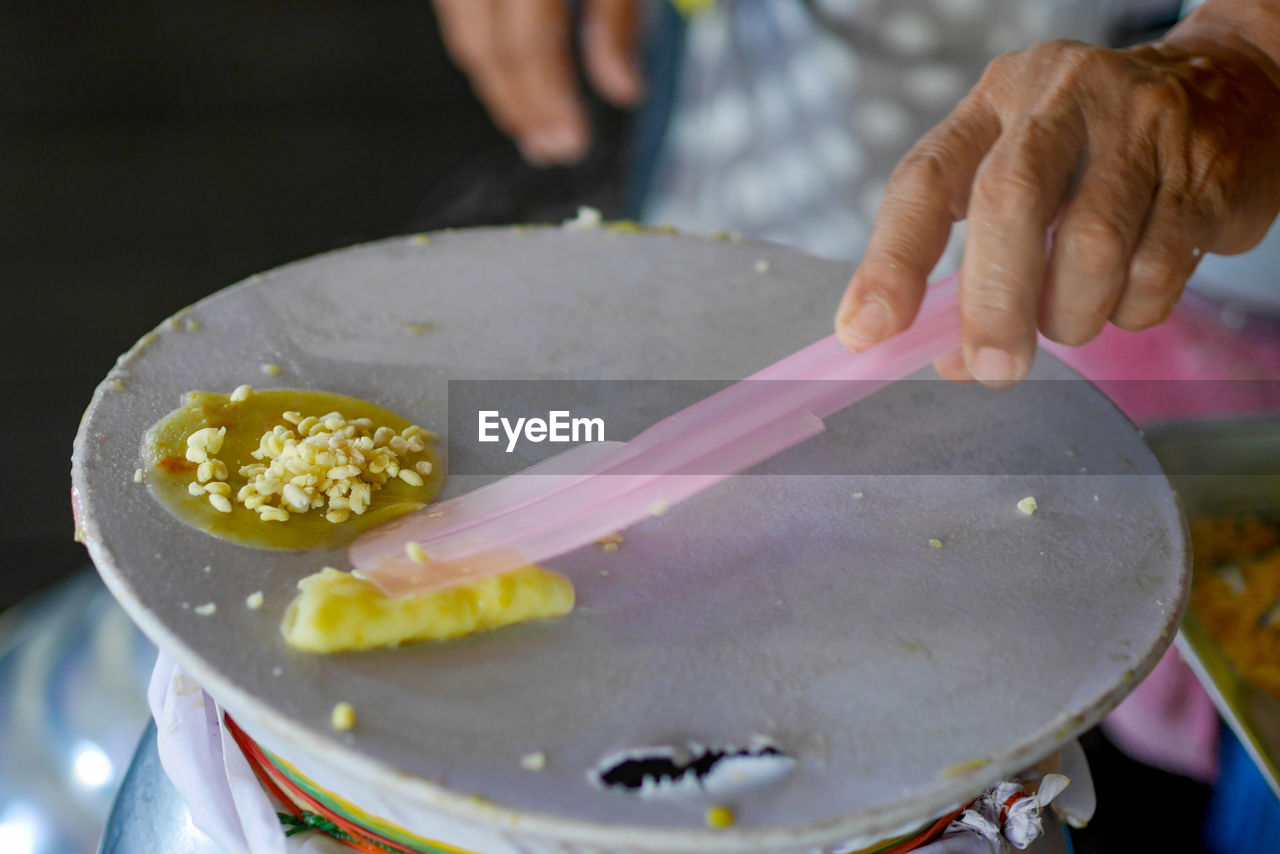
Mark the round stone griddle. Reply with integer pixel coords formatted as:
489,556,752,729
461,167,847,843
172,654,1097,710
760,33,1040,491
72,227,1188,851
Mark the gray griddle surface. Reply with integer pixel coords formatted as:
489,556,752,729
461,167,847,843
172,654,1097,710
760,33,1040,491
72,228,1187,843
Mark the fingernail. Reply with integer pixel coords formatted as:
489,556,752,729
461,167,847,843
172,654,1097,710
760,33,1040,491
611,67,645,104
518,138,552,167
844,301,890,343
544,126,588,162
971,347,1018,386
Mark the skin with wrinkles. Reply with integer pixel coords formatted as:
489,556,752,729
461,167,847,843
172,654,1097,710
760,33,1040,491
835,0,1280,386
433,0,1280,387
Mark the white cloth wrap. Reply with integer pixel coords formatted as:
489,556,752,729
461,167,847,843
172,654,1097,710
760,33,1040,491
148,652,334,854
932,740,1096,854
150,654,1091,854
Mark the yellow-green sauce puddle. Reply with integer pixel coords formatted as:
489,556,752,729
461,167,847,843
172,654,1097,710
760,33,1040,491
142,388,443,550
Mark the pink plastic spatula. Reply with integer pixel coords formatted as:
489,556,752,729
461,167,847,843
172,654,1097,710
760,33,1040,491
351,274,961,597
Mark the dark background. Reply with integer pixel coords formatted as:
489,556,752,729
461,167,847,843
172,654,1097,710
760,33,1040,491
1,0,630,613
0,1,1208,851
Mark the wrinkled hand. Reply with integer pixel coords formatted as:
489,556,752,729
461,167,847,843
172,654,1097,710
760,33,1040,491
434,0,643,165
835,25,1280,386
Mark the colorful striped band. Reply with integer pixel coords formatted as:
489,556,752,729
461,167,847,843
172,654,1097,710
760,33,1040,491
224,715,958,854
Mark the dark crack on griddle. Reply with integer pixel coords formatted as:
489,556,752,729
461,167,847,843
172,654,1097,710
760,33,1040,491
594,742,788,794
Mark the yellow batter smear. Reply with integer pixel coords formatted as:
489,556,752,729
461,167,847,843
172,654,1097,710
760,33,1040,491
281,566,575,652
143,388,442,550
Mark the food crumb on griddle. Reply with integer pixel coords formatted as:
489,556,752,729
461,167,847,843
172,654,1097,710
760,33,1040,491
705,806,735,829
596,532,624,553
564,205,603,230
520,751,547,771
331,701,356,731
1017,496,1038,516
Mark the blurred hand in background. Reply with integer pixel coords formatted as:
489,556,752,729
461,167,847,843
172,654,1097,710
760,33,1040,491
433,0,645,166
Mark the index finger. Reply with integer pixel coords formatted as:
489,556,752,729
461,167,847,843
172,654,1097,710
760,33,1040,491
435,0,586,164
960,108,1084,386
835,97,1001,351
496,0,590,163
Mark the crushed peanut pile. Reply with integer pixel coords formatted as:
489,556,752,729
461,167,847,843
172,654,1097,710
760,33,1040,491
182,385,434,524
144,386,442,549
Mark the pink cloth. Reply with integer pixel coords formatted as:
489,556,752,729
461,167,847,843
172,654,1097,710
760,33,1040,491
1043,292,1280,782
1100,647,1223,782
1042,294,1280,421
